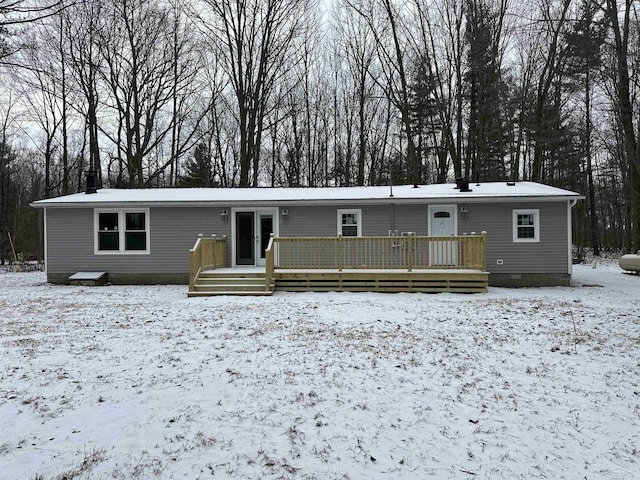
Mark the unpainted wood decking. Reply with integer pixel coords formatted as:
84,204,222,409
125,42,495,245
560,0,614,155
188,268,488,296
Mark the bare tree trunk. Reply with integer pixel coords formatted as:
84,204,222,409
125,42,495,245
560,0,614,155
531,0,571,182
607,0,640,251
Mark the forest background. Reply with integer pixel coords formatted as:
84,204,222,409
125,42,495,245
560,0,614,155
1,0,639,263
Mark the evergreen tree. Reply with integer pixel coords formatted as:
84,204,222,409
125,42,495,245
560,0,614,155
409,55,445,183
179,142,216,187
564,0,606,255
464,0,508,182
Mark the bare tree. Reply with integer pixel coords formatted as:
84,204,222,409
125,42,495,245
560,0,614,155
605,0,640,251
530,0,572,182
63,0,103,188
12,25,67,198
0,0,67,62
97,0,203,187
346,0,420,185
195,0,310,186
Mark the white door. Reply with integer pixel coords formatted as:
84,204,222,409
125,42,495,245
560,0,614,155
255,210,275,266
233,208,277,267
429,205,458,266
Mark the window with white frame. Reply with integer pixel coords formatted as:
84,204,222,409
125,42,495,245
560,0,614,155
337,209,362,237
95,209,150,254
513,209,539,242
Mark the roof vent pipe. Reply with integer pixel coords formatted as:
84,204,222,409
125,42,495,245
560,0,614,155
85,170,97,194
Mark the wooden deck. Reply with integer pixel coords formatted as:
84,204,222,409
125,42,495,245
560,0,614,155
274,269,488,293
188,234,489,296
188,267,488,296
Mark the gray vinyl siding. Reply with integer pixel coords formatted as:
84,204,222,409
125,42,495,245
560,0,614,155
279,201,568,274
280,204,430,237
44,199,571,281
46,207,231,278
459,201,569,274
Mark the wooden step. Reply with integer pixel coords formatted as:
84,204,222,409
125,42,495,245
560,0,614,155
196,277,266,286
188,290,274,297
194,283,273,292
199,271,266,279
191,270,274,296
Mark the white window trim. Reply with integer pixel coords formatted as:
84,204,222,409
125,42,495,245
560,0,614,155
337,209,362,237
513,209,540,243
94,208,151,255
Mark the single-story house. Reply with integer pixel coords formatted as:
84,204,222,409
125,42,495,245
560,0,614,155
31,181,582,292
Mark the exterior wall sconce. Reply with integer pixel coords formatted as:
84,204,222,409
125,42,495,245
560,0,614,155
281,209,289,218
460,205,469,220
221,209,229,220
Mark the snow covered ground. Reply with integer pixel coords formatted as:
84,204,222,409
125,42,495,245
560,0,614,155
1,261,639,480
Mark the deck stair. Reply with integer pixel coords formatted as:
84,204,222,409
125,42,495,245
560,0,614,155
188,270,274,297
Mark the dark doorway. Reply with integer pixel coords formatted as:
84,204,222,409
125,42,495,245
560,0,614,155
236,212,255,265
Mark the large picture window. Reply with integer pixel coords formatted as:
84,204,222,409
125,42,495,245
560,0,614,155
337,209,362,237
513,209,539,242
95,209,150,254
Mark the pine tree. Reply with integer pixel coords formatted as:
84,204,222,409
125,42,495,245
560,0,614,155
564,0,606,255
464,0,508,182
409,55,445,183
179,142,216,187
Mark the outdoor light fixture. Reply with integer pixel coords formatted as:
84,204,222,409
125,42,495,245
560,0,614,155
281,209,289,217
221,209,229,220
460,206,469,214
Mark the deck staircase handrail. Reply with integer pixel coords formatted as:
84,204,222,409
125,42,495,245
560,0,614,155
189,234,227,292
265,234,275,292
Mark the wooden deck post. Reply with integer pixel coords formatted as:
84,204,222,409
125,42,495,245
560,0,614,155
407,233,414,272
189,249,195,293
221,235,227,268
265,234,274,292
481,231,487,271
337,234,343,272
198,233,205,268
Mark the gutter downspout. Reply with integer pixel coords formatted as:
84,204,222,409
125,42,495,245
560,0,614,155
568,199,578,275
43,208,48,276
390,203,395,233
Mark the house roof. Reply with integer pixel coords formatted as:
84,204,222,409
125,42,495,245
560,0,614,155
31,182,583,208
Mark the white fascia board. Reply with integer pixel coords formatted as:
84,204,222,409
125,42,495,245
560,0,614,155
31,194,584,209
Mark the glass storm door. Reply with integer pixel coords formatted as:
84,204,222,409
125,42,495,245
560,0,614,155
256,212,274,266
235,212,255,265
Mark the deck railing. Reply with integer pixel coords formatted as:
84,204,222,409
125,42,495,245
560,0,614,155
270,233,486,273
189,234,227,292
190,233,486,293
265,234,275,291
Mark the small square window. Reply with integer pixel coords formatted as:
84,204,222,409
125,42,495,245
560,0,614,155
125,232,147,250
99,212,118,231
338,209,362,237
98,231,119,250
513,209,539,242
126,212,145,230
